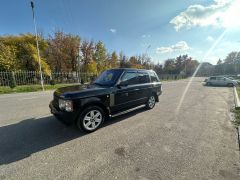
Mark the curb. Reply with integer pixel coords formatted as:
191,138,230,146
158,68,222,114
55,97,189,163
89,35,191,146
237,127,240,151
233,86,240,109
233,86,240,150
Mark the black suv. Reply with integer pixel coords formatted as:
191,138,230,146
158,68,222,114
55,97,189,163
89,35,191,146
49,68,162,132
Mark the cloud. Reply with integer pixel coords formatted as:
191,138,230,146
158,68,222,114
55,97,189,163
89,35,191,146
142,34,151,38
206,36,214,42
109,28,117,33
170,0,240,31
156,41,190,54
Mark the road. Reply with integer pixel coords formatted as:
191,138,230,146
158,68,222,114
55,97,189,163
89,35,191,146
0,77,239,180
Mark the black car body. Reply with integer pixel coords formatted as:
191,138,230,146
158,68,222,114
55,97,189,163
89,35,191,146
49,68,162,132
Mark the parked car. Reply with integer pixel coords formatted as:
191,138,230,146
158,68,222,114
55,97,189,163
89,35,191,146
49,68,162,132
204,76,238,87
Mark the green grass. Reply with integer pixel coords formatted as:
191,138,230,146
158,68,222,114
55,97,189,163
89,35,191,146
233,109,240,125
0,84,76,94
234,87,240,125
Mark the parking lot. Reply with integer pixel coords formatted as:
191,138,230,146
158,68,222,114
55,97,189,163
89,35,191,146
0,77,239,180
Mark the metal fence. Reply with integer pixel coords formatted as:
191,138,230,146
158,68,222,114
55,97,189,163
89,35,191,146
0,71,96,86
0,71,186,87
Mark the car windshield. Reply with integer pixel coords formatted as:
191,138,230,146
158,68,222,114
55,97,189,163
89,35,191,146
93,69,122,86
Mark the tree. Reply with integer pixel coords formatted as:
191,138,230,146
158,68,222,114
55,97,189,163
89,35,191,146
0,42,18,71
217,59,222,65
81,40,96,73
154,63,163,74
164,59,175,74
224,51,240,64
46,31,80,72
110,51,119,68
0,34,50,75
94,41,108,73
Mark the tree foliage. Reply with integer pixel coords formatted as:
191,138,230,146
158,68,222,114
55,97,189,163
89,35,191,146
46,31,80,72
0,31,201,77
0,34,50,75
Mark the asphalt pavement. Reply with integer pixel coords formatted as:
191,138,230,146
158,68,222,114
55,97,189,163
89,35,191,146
0,77,239,180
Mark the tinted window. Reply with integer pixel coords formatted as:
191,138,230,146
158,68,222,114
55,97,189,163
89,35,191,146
121,72,138,85
210,77,216,80
216,77,224,80
138,72,150,84
149,71,159,82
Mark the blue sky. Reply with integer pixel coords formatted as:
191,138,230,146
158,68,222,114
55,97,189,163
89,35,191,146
0,0,240,64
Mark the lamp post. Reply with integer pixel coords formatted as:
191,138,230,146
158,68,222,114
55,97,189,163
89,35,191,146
30,1,44,91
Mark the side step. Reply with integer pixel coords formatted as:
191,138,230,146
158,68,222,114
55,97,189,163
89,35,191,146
110,105,146,118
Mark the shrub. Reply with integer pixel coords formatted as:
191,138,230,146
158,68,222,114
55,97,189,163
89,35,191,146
9,72,16,88
50,79,56,85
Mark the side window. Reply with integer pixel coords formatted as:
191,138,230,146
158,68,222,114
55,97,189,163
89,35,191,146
121,72,138,85
138,72,150,84
210,77,216,80
217,77,224,80
149,71,159,83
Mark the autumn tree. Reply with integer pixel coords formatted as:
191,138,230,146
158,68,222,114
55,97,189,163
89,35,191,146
0,34,50,75
110,51,119,68
46,31,80,72
0,42,18,71
81,40,97,73
94,41,108,73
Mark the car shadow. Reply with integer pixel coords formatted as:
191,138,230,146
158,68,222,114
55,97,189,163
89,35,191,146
0,107,146,165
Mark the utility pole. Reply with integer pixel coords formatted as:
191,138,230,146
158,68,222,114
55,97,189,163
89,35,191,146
30,1,44,91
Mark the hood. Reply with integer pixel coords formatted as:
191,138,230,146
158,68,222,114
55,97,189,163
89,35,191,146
54,84,111,99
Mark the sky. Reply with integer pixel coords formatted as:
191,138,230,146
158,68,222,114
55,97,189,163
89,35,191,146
0,0,240,65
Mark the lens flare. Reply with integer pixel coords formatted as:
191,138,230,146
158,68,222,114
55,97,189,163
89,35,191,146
175,29,228,116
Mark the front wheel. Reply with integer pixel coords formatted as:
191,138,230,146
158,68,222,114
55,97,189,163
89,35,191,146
227,83,234,87
77,106,105,133
146,95,156,109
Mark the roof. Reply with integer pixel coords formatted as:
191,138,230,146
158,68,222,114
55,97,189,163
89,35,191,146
110,68,153,72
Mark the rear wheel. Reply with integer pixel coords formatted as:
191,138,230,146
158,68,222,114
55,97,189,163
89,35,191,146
146,95,156,109
77,106,105,133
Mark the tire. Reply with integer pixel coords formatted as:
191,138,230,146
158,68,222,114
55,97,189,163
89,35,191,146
146,95,156,109
206,82,211,86
227,83,234,87
77,106,105,133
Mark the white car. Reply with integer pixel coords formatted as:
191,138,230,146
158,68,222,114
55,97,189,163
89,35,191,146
205,76,238,87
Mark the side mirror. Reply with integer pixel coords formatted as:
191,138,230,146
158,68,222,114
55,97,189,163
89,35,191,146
117,81,128,88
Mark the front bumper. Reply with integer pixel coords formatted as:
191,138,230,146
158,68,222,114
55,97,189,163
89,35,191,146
49,101,77,124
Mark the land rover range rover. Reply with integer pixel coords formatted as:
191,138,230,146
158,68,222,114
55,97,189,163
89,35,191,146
49,68,162,132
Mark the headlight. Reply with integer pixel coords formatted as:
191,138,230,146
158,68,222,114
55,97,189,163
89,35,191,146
59,99,73,112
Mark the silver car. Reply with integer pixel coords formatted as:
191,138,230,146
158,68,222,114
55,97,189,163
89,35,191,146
205,76,238,87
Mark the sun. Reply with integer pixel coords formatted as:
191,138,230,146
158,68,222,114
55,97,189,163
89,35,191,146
222,0,240,28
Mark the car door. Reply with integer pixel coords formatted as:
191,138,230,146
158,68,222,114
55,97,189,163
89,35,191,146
216,77,224,86
112,71,140,112
209,77,217,85
137,71,151,104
